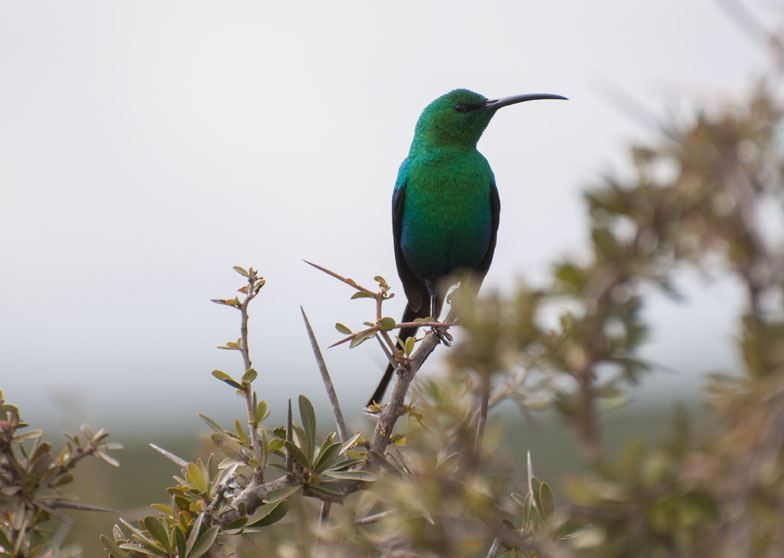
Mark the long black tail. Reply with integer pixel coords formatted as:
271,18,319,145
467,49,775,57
366,303,427,407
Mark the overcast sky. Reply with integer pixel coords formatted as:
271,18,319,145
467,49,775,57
0,1,778,433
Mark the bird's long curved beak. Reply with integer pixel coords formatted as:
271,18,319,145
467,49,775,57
483,93,568,110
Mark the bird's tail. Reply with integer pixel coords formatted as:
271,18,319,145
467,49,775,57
366,302,429,407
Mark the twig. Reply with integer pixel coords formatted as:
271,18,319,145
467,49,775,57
474,371,491,456
485,537,501,558
304,260,378,298
355,509,394,525
328,320,455,348
149,443,189,469
315,501,331,556
35,499,117,513
301,306,349,443
286,399,293,477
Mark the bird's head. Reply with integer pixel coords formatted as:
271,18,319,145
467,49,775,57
411,88,567,150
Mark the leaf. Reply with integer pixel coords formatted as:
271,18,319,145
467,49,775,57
265,485,300,503
211,433,244,459
284,441,311,469
335,323,352,334
313,484,344,496
99,535,129,558
187,526,218,558
143,517,171,551
96,450,120,467
539,481,554,519
12,429,43,443
211,370,241,389
150,504,172,514
349,330,376,349
256,400,269,422
404,336,416,356
186,462,208,493
233,266,249,277
234,419,248,445
522,491,535,532
298,395,317,461
313,442,342,473
322,469,377,482
247,501,289,527
242,368,258,384
174,526,186,557
378,317,396,331
198,413,225,434
339,432,362,455
267,438,284,454
350,291,374,299
184,513,204,557
118,542,162,556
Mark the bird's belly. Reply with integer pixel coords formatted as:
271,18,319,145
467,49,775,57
400,185,492,285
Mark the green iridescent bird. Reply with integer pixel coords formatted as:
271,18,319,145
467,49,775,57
368,88,566,406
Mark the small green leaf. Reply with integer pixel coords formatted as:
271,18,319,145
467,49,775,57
143,516,171,551
96,450,120,467
12,429,43,443
256,400,268,422
99,535,129,558
404,336,416,356
313,442,342,473
539,481,554,519
198,413,225,434
211,433,244,459
284,441,311,469
211,370,242,389
174,527,186,558
267,438,284,454
335,323,352,334
350,291,374,299
313,484,344,497
242,368,258,384
349,330,376,348
186,462,208,493
233,266,249,277
265,485,300,503
184,513,204,557
322,469,377,482
247,501,289,527
298,395,317,461
339,432,362,455
187,525,218,558
523,491,535,532
378,317,396,331
234,419,248,445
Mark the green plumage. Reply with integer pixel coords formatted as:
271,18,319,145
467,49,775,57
398,147,495,287
368,88,566,406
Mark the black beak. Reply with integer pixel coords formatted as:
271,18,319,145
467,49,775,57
483,93,568,110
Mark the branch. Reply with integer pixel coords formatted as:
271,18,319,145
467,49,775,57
301,306,349,443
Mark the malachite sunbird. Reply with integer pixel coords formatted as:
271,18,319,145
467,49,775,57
368,88,566,406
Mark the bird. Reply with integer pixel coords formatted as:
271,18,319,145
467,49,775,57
367,88,566,407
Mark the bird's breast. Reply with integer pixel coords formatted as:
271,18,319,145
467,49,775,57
399,151,495,284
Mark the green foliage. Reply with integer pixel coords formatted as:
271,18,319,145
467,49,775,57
0,392,120,557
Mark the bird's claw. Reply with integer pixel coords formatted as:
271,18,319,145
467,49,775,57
431,326,453,346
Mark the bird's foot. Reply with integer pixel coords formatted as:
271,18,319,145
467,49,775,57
431,325,453,346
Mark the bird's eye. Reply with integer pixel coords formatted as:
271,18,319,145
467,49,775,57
453,104,469,113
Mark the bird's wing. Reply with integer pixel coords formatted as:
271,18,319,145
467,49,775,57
476,182,501,278
392,164,427,314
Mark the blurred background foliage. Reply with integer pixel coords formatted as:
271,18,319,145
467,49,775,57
3,12,784,558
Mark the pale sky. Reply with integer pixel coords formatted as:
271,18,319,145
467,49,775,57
0,1,776,432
